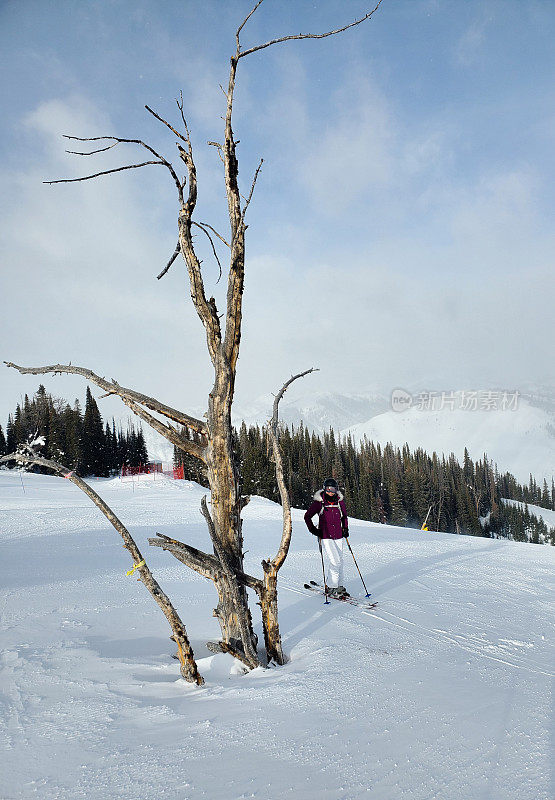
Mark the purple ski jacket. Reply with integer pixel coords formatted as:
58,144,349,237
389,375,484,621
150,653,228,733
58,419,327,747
304,490,349,540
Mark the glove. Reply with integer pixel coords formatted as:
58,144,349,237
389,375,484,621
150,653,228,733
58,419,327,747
343,528,349,538
310,528,320,537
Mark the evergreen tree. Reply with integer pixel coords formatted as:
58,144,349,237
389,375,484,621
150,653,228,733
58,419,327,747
3,382,552,545
104,422,117,474
135,428,148,466
47,402,66,463
82,386,107,476
63,401,83,471
388,479,407,526
541,479,551,509
6,414,16,453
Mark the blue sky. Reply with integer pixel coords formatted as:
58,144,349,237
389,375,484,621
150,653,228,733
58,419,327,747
1,0,554,428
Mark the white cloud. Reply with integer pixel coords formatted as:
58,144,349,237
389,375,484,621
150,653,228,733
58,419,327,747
299,72,394,213
1,96,214,428
454,13,494,67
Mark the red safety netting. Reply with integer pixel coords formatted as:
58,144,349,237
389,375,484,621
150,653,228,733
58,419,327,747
120,462,184,480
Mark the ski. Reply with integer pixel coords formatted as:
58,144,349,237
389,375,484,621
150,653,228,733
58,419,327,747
304,582,378,610
308,579,372,598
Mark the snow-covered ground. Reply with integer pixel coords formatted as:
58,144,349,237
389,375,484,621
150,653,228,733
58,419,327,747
1,471,553,800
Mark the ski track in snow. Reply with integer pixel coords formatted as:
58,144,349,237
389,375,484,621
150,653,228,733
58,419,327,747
0,472,553,800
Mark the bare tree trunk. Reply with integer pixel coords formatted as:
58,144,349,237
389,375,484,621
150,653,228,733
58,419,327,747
260,368,317,665
259,562,282,665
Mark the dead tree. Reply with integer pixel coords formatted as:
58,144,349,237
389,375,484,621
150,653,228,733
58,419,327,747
259,368,318,664
0,447,203,685
5,2,382,672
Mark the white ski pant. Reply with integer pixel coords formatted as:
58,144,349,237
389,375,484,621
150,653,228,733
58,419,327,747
322,538,344,588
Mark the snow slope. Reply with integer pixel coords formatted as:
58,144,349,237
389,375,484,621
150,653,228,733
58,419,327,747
502,498,555,530
1,472,553,800
344,397,555,485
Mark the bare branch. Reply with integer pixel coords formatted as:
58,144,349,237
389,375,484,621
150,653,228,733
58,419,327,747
195,221,230,249
4,361,207,435
271,368,319,431
236,158,263,241
66,143,118,155
176,92,192,145
1,448,203,685
145,103,188,144
237,1,383,59
208,140,225,165
43,161,166,185
157,240,181,280
119,395,207,463
267,368,318,570
192,222,223,282
52,134,185,203
254,367,317,666
149,533,263,593
172,114,223,363
150,533,220,581
237,0,265,44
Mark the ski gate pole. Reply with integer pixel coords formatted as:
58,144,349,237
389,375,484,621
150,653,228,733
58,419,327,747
346,539,371,597
318,537,330,604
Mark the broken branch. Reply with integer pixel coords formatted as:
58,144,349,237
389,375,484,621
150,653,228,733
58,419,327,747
4,361,207,436
157,240,181,280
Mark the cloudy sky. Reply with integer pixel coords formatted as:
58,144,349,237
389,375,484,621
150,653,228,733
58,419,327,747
1,0,554,429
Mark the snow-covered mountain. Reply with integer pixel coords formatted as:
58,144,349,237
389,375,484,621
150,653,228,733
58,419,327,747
139,383,555,485
233,390,389,433
343,393,555,485
137,390,390,463
1,471,553,800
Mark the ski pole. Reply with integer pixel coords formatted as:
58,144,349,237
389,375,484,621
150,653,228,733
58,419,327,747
318,537,330,604
346,539,371,597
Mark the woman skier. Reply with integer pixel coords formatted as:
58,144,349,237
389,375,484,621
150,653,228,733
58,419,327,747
304,478,349,597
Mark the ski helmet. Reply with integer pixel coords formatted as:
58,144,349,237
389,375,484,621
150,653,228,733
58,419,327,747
323,478,339,493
